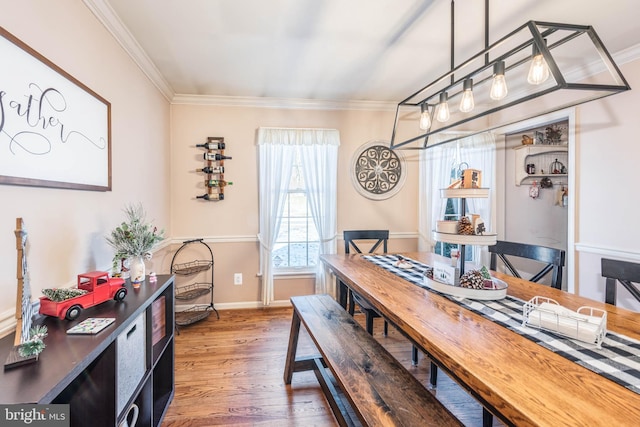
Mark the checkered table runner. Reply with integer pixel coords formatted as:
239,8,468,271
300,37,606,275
364,254,640,395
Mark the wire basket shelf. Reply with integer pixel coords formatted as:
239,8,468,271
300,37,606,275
175,305,213,326
172,260,212,275
175,282,213,300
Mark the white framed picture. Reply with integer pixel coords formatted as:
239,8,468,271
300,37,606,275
0,27,111,191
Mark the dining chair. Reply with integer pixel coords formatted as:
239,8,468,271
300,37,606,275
488,240,566,289
601,258,640,305
343,230,389,336
480,240,566,426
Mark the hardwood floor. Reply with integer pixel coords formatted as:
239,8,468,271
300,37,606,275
162,306,503,426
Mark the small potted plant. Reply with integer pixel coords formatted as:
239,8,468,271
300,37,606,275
106,203,164,286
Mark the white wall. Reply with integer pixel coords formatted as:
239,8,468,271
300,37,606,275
575,58,640,311
0,0,172,335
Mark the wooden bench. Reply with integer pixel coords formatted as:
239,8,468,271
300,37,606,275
284,294,462,427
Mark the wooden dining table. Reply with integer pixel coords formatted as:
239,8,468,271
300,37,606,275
321,252,640,427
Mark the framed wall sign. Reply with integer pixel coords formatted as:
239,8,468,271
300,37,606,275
0,27,111,191
350,140,406,200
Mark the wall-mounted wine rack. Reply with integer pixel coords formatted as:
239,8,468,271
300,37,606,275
196,136,232,201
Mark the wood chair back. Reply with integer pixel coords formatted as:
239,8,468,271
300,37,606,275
601,258,640,305
489,240,565,289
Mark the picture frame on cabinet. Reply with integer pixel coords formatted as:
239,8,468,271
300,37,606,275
0,27,111,191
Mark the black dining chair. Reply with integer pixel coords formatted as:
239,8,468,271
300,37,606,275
488,240,566,289
601,258,640,305
479,240,566,427
343,230,389,336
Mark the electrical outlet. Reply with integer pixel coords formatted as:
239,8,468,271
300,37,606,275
234,273,243,285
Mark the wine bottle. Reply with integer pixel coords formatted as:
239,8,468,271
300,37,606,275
196,193,224,201
205,179,233,187
196,166,225,174
203,152,232,161
197,138,225,150
197,142,226,150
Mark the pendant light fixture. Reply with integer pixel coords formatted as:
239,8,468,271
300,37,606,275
389,0,630,150
459,79,475,112
435,92,451,122
489,61,508,100
527,41,550,85
419,103,431,130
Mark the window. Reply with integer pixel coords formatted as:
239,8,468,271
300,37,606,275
258,127,339,305
272,149,319,269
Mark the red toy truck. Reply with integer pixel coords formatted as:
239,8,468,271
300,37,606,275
39,271,127,320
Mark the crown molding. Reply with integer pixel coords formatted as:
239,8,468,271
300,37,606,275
82,0,174,101
171,94,397,111
612,43,640,66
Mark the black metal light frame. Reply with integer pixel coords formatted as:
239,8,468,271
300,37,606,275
390,20,631,150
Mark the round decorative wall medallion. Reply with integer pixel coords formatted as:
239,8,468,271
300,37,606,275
350,141,406,200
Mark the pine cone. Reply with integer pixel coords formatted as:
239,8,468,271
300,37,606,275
460,270,485,289
457,217,474,235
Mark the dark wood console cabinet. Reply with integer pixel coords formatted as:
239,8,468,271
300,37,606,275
0,275,175,427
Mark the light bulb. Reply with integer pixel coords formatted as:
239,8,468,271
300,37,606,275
490,61,508,100
435,92,450,122
419,103,431,130
527,44,550,85
459,79,474,113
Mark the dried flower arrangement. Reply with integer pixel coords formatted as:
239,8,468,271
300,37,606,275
106,203,165,263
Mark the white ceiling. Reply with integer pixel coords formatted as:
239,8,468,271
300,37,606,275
89,0,639,105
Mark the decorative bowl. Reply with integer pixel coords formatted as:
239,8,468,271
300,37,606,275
423,276,508,300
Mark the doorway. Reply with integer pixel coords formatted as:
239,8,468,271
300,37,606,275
495,110,576,291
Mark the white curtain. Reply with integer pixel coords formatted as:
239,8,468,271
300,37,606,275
419,132,496,265
299,132,339,295
257,127,339,306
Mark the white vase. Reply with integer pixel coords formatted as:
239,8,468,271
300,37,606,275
129,256,146,285
119,258,130,279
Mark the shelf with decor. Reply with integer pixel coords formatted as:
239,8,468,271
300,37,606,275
432,231,497,246
514,144,568,186
170,238,218,328
0,275,175,427
428,184,507,300
432,187,496,275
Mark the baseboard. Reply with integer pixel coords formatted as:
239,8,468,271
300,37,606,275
0,310,16,340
